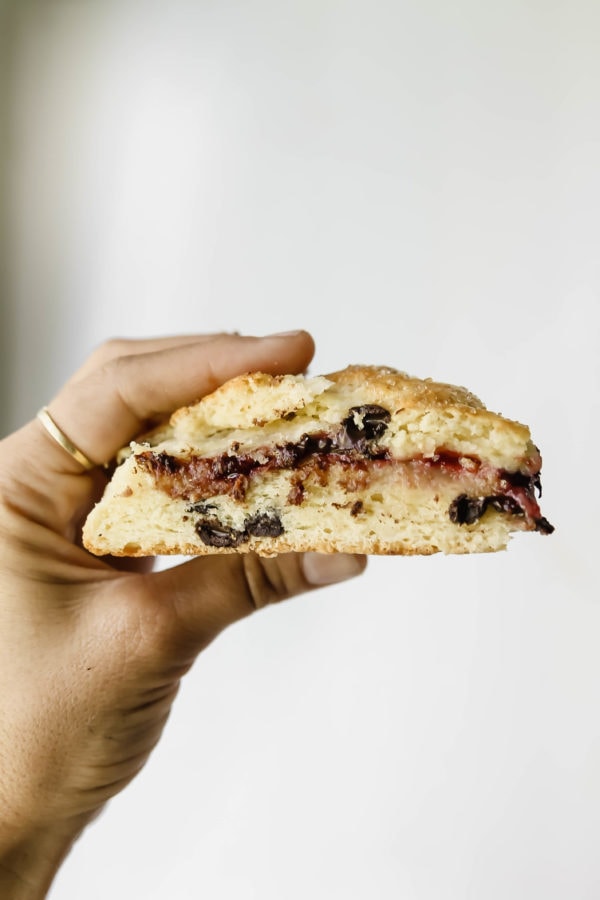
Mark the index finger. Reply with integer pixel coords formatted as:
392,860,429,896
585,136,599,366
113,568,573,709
43,331,315,471
66,333,233,385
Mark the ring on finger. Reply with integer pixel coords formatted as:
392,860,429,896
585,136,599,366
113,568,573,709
37,407,97,471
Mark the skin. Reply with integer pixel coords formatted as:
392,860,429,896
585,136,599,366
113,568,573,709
0,331,366,899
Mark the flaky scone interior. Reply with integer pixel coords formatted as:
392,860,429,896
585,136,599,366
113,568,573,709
82,365,554,557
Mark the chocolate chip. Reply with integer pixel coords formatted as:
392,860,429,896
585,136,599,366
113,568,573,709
360,405,391,438
488,495,525,517
274,443,306,468
307,434,333,453
195,519,247,548
186,501,218,515
339,405,391,455
449,492,555,535
503,470,542,497
448,494,489,525
211,454,242,479
245,511,284,537
534,516,555,535
350,500,363,516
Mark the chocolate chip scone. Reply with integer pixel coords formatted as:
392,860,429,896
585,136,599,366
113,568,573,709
82,365,554,557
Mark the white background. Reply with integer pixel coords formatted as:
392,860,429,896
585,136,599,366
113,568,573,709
2,1,599,897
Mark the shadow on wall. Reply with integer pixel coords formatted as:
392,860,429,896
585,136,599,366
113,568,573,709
0,0,15,433
0,0,69,435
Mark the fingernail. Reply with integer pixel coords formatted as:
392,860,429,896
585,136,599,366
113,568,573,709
265,330,305,338
302,552,365,586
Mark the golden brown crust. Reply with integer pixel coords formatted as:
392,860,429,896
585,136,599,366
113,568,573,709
325,365,531,445
326,364,486,410
171,371,332,431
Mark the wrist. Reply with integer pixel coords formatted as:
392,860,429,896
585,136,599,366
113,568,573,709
0,819,87,900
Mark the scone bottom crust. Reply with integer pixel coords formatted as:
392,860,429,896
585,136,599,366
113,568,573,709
83,366,554,557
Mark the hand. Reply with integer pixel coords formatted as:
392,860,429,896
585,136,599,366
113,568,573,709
0,332,366,899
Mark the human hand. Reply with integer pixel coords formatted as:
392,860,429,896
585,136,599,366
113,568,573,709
0,332,366,899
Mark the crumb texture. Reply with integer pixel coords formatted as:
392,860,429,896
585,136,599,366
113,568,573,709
83,365,549,557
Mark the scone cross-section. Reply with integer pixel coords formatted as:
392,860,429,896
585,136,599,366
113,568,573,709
82,365,554,557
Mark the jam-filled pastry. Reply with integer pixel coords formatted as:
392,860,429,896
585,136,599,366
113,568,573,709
82,365,554,557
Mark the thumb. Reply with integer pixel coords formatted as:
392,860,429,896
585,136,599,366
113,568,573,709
150,551,367,652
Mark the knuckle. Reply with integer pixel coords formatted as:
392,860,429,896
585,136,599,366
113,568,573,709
241,554,290,611
90,338,135,368
97,353,131,399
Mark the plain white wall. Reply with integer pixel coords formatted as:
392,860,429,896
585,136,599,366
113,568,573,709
3,1,599,898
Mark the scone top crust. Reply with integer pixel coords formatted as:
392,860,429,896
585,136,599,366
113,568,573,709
172,372,332,430
326,365,486,411
135,365,536,474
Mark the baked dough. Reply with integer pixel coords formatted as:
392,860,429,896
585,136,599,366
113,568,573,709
82,365,553,557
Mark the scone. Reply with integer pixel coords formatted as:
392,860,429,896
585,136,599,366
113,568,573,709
82,365,554,557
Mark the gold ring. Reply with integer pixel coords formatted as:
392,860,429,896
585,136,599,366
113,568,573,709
37,407,96,471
